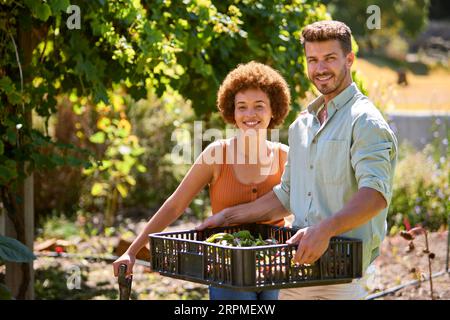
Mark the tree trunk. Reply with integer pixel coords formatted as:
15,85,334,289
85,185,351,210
3,16,37,300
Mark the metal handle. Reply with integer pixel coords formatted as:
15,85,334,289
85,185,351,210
118,263,133,300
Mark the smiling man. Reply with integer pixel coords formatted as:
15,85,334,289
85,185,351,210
197,20,398,300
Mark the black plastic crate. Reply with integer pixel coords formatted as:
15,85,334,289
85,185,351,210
148,223,362,291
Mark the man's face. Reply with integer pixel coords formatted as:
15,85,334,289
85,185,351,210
305,40,354,96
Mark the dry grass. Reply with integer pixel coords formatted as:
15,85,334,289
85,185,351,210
353,58,450,112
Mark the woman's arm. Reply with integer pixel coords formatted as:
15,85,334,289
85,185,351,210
113,142,221,276
196,190,290,230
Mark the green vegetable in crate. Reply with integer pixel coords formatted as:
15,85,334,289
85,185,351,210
254,234,267,246
205,230,279,247
233,230,255,247
264,237,279,245
205,232,236,245
237,238,255,247
232,230,254,241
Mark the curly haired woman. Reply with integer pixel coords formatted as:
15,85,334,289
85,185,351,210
113,61,291,300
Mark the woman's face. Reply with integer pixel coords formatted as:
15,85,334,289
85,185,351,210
234,88,272,132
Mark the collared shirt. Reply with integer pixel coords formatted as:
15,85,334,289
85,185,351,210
273,82,398,271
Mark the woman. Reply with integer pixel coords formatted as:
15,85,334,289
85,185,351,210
113,61,291,300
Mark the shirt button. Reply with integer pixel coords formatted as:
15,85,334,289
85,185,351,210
310,164,314,169
307,192,312,196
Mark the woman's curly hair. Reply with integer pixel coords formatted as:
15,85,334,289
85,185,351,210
217,61,291,129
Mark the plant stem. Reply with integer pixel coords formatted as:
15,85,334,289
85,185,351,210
423,231,434,300
446,213,449,273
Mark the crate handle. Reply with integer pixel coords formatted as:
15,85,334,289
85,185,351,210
178,251,204,279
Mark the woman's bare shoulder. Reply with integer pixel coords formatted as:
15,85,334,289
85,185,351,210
278,142,289,154
270,141,288,155
275,142,289,166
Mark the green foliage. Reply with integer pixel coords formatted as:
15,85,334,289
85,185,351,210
38,214,80,240
170,0,330,116
326,0,430,61
4,0,329,119
0,283,13,300
352,70,369,97
0,235,36,263
0,1,93,193
81,91,146,226
122,89,196,212
34,263,118,300
1,0,330,225
388,133,449,232
326,0,429,38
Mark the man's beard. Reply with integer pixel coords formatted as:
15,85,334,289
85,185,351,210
313,66,347,95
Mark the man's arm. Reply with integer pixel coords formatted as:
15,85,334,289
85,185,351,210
323,187,386,236
288,111,397,265
287,187,386,264
196,190,290,230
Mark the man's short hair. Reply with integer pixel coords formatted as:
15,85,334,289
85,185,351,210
301,20,352,55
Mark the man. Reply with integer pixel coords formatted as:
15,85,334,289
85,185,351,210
197,20,398,299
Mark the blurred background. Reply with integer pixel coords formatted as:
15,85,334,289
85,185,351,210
0,0,448,300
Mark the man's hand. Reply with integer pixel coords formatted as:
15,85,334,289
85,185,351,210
286,223,334,265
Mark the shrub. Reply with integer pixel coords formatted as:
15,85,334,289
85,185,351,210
388,139,449,233
121,89,211,220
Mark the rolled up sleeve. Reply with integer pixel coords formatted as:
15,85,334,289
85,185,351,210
351,113,398,206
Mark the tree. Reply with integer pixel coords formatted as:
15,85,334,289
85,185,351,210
0,0,329,298
324,0,430,51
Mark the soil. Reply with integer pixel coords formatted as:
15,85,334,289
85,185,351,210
368,229,449,300
25,220,450,300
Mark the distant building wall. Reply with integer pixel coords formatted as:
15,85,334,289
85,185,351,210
386,112,449,150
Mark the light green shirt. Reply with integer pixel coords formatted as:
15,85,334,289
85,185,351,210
273,82,398,272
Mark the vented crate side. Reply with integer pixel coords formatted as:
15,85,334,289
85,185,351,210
149,223,362,291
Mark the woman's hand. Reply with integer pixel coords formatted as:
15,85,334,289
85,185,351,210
196,192,286,231
113,252,136,278
196,210,228,230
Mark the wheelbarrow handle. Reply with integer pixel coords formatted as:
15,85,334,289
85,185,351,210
118,263,133,300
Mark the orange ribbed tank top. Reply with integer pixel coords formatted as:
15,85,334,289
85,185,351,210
209,140,286,226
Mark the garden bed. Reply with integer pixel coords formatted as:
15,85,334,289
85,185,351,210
368,228,449,300
30,220,449,300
